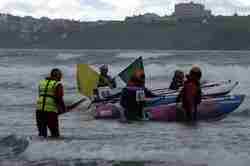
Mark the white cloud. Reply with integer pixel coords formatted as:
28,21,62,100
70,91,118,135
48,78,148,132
100,0,141,9
0,0,250,21
237,0,250,6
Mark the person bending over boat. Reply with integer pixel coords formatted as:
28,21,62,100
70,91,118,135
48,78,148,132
97,64,116,89
169,70,184,90
120,69,157,121
93,65,118,101
177,66,202,121
36,68,66,138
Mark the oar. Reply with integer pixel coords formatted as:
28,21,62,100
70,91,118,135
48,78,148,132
152,80,230,94
59,98,87,115
84,80,233,106
152,88,177,94
85,96,121,110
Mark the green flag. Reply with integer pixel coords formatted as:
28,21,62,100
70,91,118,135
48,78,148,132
118,56,144,84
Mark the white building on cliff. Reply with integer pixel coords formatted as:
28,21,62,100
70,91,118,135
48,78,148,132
174,2,211,19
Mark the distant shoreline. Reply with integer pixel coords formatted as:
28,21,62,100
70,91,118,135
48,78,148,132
0,14,250,50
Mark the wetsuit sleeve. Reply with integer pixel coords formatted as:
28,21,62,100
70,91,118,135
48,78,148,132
184,83,197,113
111,78,117,89
120,88,128,109
97,75,116,89
169,80,177,90
97,76,104,87
197,83,202,104
176,88,183,103
145,88,157,98
55,83,66,113
107,75,116,89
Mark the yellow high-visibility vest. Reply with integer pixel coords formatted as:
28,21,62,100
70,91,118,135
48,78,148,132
36,79,59,113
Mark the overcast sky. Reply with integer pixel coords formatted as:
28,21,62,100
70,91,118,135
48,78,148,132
0,0,250,21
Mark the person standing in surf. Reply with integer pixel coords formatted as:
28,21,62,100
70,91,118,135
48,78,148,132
120,69,156,121
177,66,202,121
169,70,184,90
36,68,66,138
97,64,116,89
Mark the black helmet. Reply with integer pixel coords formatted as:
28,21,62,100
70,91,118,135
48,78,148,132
99,64,108,72
50,68,62,80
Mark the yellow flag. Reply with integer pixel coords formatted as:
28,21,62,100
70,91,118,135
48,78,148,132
76,64,99,98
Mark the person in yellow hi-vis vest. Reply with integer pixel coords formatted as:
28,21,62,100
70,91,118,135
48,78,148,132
36,68,66,138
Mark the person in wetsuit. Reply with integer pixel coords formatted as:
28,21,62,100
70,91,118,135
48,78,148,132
120,69,157,121
169,70,184,90
97,64,116,89
177,66,202,121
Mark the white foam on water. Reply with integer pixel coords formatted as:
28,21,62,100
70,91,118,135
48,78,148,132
1,50,250,166
0,64,77,106
2,58,250,106
23,140,250,166
90,64,123,77
145,63,178,78
117,51,175,59
56,53,85,60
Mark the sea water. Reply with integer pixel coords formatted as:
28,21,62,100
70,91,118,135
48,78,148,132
0,49,249,166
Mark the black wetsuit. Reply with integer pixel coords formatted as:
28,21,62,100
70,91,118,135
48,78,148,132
97,74,116,88
169,79,183,90
120,86,156,120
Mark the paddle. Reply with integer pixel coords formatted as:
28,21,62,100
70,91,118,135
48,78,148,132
152,80,232,94
58,98,87,115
